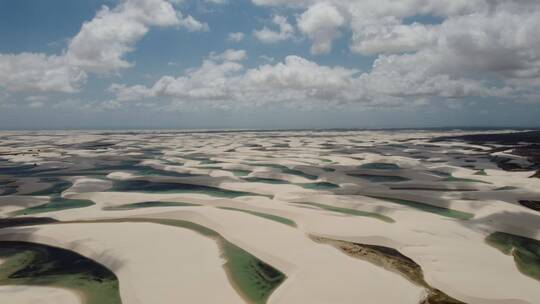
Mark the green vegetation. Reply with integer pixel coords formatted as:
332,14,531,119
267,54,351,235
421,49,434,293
368,196,474,220
486,232,540,281
474,169,488,176
312,236,464,304
293,202,394,223
0,241,122,304
219,207,297,227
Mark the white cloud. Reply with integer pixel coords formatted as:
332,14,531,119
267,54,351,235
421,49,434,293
109,50,508,108
0,53,86,93
349,17,438,55
297,2,345,55
28,101,45,108
259,55,275,63
209,49,247,62
109,53,358,105
4,0,540,109
65,0,181,74
254,15,295,43
251,0,540,101
205,0,228,4
26,95,50,102
227,32,245,42
178,15,209,32
0,0,206,93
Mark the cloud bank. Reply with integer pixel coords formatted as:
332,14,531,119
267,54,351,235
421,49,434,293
1,0,540,110
0,0,206,93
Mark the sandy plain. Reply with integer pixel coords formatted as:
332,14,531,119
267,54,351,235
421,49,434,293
0,129,539,304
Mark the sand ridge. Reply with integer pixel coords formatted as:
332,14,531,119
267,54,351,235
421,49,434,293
0,129,539,304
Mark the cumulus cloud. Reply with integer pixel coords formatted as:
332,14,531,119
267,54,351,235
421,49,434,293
109,52,355,104
178,15,209,32
227,32,245,42
109,49,506,109
297,2,345,55
65,0,181,74
0,0,205,93
100,0,540,110
349,17,438,55
249,0,540,102
205,0,229,4
254,15,295,43
0,53,86,93
4,0,540,109
209,49,247,62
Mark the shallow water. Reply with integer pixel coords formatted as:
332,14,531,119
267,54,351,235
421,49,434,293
347,173,409,183
486,232,540,281
119,218,286,303
219,207,297,227
293,202,394,223
104,201,200,211
13,198,95,216
300,182,340,190
359,163,400,170
1,130,538,304
0,241,122,304
111,179,262,198
368,196,474,220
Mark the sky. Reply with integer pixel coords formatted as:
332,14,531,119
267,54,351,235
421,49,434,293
0,0,539,130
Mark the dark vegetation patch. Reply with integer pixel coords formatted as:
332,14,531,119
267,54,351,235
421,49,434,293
518,200,540,212
0,217,59,229
311,236,465,304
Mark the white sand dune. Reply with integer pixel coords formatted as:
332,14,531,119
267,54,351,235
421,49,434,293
0,286,81,304
0,129,539,304
0,222,244,304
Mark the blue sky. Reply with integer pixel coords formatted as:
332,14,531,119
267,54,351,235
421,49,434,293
0,0,539,129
